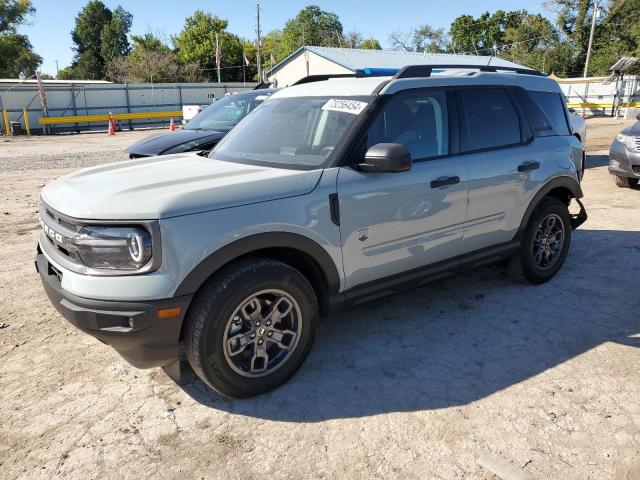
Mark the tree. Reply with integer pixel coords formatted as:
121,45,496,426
389,25,447,53
173,10,244,82
64,0,132,79
359,38,382,50
100,6,132,64
0,0,33,32
280,5,344,54
0,0,41,77
500,14,570,75
588,0,640,75
105,33,201,83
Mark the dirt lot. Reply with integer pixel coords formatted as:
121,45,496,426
0,119,639,479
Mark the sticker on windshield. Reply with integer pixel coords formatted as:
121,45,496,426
321,99,367,115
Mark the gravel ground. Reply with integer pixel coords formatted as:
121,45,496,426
0,129,156,171
0,119,639,480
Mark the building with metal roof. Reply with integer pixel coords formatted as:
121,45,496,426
266,46,527,87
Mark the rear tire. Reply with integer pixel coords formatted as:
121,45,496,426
615,175,639,188
184,258,319,398
509,197,572,284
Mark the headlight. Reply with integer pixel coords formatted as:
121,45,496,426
616,134,635,150
75,226,152,270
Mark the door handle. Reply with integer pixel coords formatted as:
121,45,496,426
518,161,540,173
430,176,460,188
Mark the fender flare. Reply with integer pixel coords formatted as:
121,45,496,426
173,232,342,297
516,176,583,238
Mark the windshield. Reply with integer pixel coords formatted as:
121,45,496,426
185,92,269,131
210,96,371,169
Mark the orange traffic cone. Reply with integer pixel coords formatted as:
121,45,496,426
169,117,177,131
108,111,116,136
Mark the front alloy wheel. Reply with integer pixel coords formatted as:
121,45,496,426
223,290,302,378
184,258,318,398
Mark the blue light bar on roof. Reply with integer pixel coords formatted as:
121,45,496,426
355,68,399,77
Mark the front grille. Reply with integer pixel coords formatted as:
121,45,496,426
45,207,78,232
40,203,82,264
634,137,640,152
632,165,640,175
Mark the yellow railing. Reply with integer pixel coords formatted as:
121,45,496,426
38,110,183,125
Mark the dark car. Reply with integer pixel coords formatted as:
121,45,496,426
126,88,278,158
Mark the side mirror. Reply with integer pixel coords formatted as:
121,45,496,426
359,143,411,173
636,112,640,121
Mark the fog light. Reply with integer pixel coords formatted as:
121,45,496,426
610,159,620,169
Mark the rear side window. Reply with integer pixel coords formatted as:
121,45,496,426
459,88,521,152
528,91,570,136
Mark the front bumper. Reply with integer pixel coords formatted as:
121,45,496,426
609,142,640,178
36,252,192,369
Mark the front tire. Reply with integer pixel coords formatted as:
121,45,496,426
509,197,572,284
615,175,639,188
184,258,319,398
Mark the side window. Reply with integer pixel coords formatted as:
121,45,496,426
459,88,521,152
513,88,556,137
529,91,571,136
367,91,449,161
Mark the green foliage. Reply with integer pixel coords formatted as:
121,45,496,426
0,0,41,76
279,5,344,54
105,33,201,83
359,38,382,50
64,0,131,79
0,0,33,33
0,32,41,76
173,10,244,81
100,6,132,64
589,0,640,75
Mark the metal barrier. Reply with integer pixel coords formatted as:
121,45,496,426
38,110,183,125
0,81,257,135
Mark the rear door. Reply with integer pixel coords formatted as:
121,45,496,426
457,87,536,253
337,89,469,289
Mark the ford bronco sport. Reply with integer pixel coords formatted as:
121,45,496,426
37,63,587,398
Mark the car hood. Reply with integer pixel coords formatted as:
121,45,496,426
621,121,640,137
126,129,226,155
42,153,323,220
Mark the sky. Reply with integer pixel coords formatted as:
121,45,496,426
20,0,549,76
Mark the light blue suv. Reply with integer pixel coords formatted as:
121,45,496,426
37,64,587,397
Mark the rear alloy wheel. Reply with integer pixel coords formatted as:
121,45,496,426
184,258,318,398
509,197,572,284
615,175,639,188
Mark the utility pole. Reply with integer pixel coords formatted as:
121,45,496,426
584,0,600,78
256,3,262,82
55,60,59,77
215,32,221,83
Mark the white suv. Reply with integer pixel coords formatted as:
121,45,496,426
37,64,587,397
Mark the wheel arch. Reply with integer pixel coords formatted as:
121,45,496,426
516,176,583,239
173,232,342,316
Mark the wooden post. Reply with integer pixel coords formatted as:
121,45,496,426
36,71,50,134
2,109,10,136
23,108,30,135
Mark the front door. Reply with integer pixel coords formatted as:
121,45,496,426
337,89,468,289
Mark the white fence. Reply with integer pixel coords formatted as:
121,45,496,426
0,81,259,134
557,75,640,118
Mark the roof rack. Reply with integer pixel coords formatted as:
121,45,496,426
293,74,356,85
393,64,546,78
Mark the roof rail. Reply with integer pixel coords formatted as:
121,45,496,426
292,74,355,85
393,64,546,78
